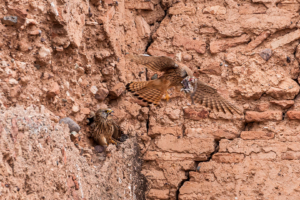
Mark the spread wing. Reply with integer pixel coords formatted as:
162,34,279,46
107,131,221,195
127,54,178,72
190,79,243,115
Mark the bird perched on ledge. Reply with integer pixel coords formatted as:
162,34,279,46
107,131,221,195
90,109,123,147
126,54,243,115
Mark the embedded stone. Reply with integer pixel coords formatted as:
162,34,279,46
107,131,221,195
2,16,18,26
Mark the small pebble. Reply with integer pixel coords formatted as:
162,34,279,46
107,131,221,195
90,86,98,94
34,64,41,69
119,134,128,142
95,145,106,153
151,74,158,80
259,48,272,61
2,16,18,26
59,117,81,133
72,105,80,113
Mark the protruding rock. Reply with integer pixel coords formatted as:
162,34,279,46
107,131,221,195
270,29,300,50
185,128,238,140
8,78,18,85
140,4,165,25
37,46,51,66
25,18,38,26
295,45,300,63
125,2,154,10
72,105,80,113
148,189,169,200
165,108,181,120
94,50,111,61
94,145,106,153
286,111,300,120
2,16,18,26
39,46,51,58
102,67,114,77
282,152,300,160
239,3,267,15
155,135,215,160
245,111,282,122
259,48,272,61
59,117,80,133
95,88,109,101
182,53,192,61
29,29,41,36
18,41,30,52
149,126,181,137
47,82,60,98
203,6,226,15
266,78,300,100
109,83,125,99
90,86,98,95
210,34,250,54
70,131,79,143
183,108,209,120
200,62,222,76
81,108,90,115
20,76,30,85
169,3,196,15
270,100,294,109
240,131,274,140
135,16,150,39
245,31,270,52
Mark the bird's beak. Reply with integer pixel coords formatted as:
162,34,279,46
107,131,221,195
106,109,114,115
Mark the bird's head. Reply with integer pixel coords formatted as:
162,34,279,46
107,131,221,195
96,108,114,119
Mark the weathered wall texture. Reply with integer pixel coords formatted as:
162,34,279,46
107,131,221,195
0,105,145,199
1,0,300,199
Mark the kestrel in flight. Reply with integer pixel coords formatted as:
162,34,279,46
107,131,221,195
126,54,242,115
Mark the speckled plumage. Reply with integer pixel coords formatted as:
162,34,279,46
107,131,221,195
127,54,243,115
92,109,122,146
126,54,190,105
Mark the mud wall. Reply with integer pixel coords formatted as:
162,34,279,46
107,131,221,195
1,0,300,199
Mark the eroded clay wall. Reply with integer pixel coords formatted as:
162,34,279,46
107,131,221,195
1,0,300,199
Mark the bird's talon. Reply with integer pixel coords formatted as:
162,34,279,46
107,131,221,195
109,138,118,145
163,92,170,101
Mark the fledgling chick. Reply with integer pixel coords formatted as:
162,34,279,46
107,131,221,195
91,109,123,147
